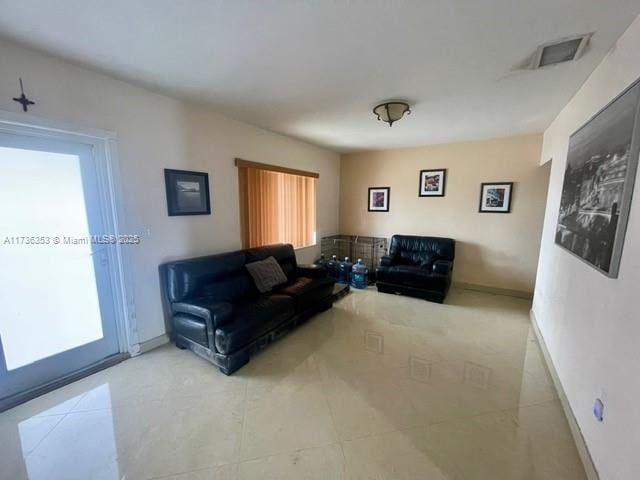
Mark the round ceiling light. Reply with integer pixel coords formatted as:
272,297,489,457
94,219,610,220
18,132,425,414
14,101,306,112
373,101,411,127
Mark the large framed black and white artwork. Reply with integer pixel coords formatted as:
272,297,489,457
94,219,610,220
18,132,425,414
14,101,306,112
478,182,513,213
555,80,640,278
164,169,211,216
368,187,390,212
419,169,446,197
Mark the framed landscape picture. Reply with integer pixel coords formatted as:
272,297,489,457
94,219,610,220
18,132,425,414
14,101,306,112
479,182,513,213
368,187,390,212
419,169,446,197
555,79,640,278
164,169,211,216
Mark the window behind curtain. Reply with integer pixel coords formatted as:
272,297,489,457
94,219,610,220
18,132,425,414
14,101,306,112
238,165,316,249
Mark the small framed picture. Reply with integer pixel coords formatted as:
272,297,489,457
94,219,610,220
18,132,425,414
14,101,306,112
368,187,390,212
164,169,211,216
419,169,446,197
479,182,513,213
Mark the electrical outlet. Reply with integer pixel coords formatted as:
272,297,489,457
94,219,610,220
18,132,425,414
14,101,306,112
593,398,604,422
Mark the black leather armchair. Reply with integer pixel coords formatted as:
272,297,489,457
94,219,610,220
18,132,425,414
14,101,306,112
376,235,455,303
159,244,335,374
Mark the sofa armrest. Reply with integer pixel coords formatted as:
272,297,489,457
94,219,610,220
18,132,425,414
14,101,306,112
172,298,233,330
432,259,453,276
296,264,329,279
380,255,395,267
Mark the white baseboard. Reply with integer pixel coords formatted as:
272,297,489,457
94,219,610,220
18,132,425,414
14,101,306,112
136,334,170,355
453,281,533,299
529,310,599,480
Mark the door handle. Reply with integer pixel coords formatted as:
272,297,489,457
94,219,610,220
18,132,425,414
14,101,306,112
89,247,109,266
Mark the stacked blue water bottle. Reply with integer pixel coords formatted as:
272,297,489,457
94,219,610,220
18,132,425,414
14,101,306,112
339,257,353,284
351,258,369,289
315,254,327,269
327,255,339,280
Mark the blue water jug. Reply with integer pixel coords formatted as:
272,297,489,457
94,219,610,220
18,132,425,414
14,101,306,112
315,254,327,268
327,255,339,280
339,257,353,284
351,258,369,289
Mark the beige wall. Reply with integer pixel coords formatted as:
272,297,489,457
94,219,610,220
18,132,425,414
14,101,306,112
533,14,640,480
0,39,340,345
339,134,549,294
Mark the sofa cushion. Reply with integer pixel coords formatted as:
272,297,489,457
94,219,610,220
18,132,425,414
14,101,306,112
201,272,257,303
214,294,295,354
389,235,455,264
163,250,252,303
173,314,208,347
377,265,449,291
397,250,436,268
296,264,330,279
246,256,288,293
277,276,334,313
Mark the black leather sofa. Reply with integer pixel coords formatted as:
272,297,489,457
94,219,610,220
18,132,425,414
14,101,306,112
376,235,455,303
159,244,335,374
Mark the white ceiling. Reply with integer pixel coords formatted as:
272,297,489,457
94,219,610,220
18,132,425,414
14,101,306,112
1,1,639,152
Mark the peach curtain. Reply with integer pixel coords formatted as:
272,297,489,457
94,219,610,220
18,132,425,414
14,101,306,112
239,167,316,249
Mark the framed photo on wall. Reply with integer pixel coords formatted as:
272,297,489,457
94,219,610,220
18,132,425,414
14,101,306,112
419,169,446,197
555,79,640,278
479,182,513,213
368,187,390,212
164,168,211,216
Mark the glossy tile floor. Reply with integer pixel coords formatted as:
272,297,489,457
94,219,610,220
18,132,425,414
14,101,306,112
0,288,586,480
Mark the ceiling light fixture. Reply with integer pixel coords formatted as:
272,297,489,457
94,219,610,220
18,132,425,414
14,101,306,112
373,101,411,127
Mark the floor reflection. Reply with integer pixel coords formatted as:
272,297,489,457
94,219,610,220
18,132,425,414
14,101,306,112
2,384,119,480
0,287,586,480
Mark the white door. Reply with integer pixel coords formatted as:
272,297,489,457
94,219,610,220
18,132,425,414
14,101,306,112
0,131,122,401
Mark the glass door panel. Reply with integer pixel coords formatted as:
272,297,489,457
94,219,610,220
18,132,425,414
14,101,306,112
0,132,121,401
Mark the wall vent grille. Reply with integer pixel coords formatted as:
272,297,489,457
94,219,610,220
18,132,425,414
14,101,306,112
530,34,592,69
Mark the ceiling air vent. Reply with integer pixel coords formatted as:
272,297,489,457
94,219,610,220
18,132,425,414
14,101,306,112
530,34,592,69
